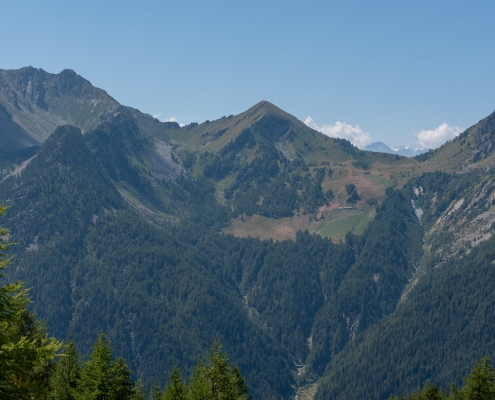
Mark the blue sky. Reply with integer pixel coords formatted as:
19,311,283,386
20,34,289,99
2,1,494,149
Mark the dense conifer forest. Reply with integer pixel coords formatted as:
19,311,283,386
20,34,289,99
1,204,252,399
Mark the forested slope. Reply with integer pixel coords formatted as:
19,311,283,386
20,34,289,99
0,125,293,398
315,229,495,400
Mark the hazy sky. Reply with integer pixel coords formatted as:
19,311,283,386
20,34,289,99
2,1,494,149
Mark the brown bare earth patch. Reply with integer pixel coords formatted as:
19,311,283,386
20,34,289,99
223,215,296,241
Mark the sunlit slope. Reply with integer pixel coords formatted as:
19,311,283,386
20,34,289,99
170,100,415,175
163,100,416,241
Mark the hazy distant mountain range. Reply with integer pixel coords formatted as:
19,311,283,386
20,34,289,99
365,141,429,157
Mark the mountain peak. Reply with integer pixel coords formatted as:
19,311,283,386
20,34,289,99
245,100,294,120
0,66,119,148
251,100,277,111
59,68,78,76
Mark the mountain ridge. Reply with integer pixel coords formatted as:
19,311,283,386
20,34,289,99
418,109,495,172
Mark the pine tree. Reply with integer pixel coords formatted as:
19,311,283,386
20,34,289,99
78,333,117,400
188,341,251,400
229,366,250,400
460,357,495,400
408,383,446,400
130,382,146,400
206,342,233,400
50,339,81,400
150,383,163,400
113,357,134,400
163,368,186,400
77,333,135,400
188,361,211,400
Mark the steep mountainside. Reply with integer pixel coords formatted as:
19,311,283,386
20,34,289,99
316,219,495,400
313,166,495,399
0,118,426,398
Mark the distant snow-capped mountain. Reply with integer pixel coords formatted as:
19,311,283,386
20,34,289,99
365,142,429,157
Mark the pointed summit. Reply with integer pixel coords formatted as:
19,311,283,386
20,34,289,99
236,100,305,129
167,99,320,152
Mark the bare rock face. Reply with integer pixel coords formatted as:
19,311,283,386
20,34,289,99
150,139,184,180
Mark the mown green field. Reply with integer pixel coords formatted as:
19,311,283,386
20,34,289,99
314,208,375,240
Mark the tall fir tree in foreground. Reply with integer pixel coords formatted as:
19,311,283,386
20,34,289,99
163,368,187,400
456,357,495,400
77,333,135,400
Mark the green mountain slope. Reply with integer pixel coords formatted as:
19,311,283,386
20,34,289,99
313,165,495,399
164,100,416,241
0,124,126,338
